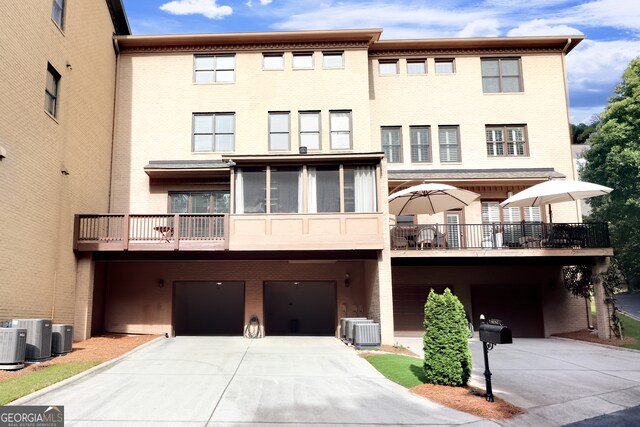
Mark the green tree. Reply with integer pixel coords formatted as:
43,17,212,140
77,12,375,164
581,56,640,284
571,120,599,144
423,288,472,386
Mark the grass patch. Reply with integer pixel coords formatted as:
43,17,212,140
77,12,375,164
0,361,100,405
365,354,426,388
620,313,640,350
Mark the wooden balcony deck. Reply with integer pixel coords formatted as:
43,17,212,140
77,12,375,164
74,212,385,252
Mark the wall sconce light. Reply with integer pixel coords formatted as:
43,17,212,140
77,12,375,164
217,282,223,288
158,279,165,288
294,281,300,289
344,273,350,288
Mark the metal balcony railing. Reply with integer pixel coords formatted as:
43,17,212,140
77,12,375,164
390,222,611,250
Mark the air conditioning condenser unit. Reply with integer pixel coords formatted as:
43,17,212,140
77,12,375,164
345,319,373,343
52,324,73,356
353,323,381,349
0,327,27,370
9,319,52,361
340,317,367,340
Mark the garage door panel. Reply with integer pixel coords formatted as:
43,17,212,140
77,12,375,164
393,284,446,335
174,281,244,336
264,281,336,336
471,283,544,338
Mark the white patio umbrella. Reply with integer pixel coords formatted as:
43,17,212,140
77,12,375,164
500,180,612,222
388,183,481,216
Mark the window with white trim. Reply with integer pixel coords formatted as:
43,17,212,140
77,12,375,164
407,59,427,74
381,127,401,163
486,125,527,156
481,58,522,93
263,53,284,70
194,55,235,83
439,126,460,162
269,112,290,151
435,58,455,74
193,113,235,152
379,60,399,75
293,52,314,69
299,111,321,150
330,110,351,149
323,51,344,68
410,126,430,162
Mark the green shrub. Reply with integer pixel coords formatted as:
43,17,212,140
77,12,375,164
423,288,472,386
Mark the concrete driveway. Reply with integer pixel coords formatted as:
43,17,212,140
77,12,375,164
396,336,640,426
17,337,485,426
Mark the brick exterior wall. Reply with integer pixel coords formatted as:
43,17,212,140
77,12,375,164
0,1,118,327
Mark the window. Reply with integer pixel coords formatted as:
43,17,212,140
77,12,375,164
323,51,344,68
330,111,351,149
263,53,284,70
51,0,64,29
270,167,303,213
194,55,235,83
170,191,230,238
407,59,427,74
235,167,266,213
481,58,522,93
170,191,230,214
343,166,377,213
235,164,378,215
299,111,321,150
381,127,402,163
379,60,399,75
439,126,460,162
410,126,431,162
293,52,314,69
486,125,527,156
269,112,290,151
308,166,340,212
45,64,60,117
435,58,455,74
193,113,235,152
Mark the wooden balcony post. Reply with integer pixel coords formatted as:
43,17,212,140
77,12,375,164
223,214,230,250
173,214,180,251
123,214,130,251
73,214,80,250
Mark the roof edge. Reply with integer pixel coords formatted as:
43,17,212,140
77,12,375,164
106,0,130,35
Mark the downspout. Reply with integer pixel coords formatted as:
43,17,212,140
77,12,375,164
562,37,593,327
108,37,120,213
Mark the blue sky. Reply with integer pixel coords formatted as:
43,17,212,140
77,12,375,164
122,0,640,124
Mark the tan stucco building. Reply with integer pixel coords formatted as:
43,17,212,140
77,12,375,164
0,2,613,344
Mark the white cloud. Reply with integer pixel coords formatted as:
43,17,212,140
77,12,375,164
260,0,273,5
567,39,640,91
160,0,232,20
507,19,582,36
559,0,640,32
270,2,493,38
457,19,501,38
570,105,604,124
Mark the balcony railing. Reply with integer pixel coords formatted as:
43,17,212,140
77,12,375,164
390,222,610,251
74,214,228,251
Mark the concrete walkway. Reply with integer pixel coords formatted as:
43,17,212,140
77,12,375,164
396,336,640,426
18,337,487,426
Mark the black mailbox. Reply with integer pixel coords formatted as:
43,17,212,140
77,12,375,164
479,323,513,344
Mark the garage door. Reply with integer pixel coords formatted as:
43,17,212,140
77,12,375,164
393,284,446,336
174,281,244,335
471,283,544,338
264,281,336,336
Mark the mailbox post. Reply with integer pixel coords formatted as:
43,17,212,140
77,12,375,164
478,315,512,402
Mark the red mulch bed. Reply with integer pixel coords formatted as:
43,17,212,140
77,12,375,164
411,383,524,419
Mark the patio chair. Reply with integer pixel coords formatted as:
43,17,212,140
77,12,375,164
391,234,415,250
416,227,436,249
